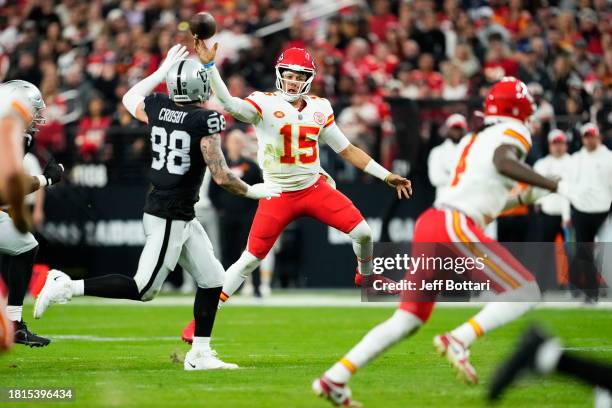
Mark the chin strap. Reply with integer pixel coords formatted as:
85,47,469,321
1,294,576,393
280,92,300,102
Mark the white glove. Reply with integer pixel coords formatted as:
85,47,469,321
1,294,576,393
245,183,282,200
154,44,190,79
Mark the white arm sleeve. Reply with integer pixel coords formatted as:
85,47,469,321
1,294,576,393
122,71,164,117
320,122,350,153
207,65,260,124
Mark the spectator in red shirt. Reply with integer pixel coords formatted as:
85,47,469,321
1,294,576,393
578,8,603,56
484,33,519,82
36,72,66,156
341,37,376,82
364,42,399,86
409,53,444,99
369,0,398,42
75,95,111,160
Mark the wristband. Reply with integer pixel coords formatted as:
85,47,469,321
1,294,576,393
364,160,391,181
202,61,215,69
36,174,48,188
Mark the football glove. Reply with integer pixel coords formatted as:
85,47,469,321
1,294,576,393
42,158,65,186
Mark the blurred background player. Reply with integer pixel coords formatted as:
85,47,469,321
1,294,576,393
489,325,612,405
428,113,468,200
181,41,412,344
32,45,280,370
565,123,612,302
532,129,571,290
0,80,64,348
312,77,584,406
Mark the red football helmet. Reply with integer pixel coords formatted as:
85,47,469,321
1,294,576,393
484,77,534,122
275,48,316,101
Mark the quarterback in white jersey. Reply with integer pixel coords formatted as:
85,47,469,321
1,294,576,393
181,41,412,344
313,77,584,407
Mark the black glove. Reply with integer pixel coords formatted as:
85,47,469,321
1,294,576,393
42,158,64,186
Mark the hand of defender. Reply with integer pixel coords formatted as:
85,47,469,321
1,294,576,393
158,44,189,77
245,183,282,200
385,174,412,199
42,158,64,186
194,38,218,65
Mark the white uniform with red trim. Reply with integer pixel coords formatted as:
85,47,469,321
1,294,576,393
244,91,344,191
435,118,532,227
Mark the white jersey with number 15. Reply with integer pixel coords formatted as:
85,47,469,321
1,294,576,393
244,91,350,192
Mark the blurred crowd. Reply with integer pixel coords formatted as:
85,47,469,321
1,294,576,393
1,0,612,182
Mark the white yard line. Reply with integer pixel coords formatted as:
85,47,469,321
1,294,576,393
25,292,612,309
46,335,179,342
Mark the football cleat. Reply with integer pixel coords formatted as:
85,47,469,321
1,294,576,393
434,333,478,385
33,269,72,319
181,320,195,344
14,320,50,347
312,376,362,407
488,325,551,401
354,271,400,295
184,348,239,371
0,302,14,351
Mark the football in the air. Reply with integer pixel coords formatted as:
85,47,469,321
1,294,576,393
189,12,216,40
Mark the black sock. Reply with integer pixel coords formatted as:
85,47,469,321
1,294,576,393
194,286,223,337
557,352,612,391
5,246,38,307
84,274,141,300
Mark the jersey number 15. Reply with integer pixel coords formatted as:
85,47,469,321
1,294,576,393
279,124,320,165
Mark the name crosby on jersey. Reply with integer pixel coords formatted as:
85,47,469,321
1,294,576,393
159,107,188,124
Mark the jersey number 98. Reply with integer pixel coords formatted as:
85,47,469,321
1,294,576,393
151,126,191,175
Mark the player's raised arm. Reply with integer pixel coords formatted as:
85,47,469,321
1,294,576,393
200,134,280,200
320,121,412,199
193,39,260,124
122,44,190,124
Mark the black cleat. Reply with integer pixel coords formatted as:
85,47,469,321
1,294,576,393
14,320,51,347
488,325,550,401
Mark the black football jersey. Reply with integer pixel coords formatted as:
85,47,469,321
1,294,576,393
142,93,226,220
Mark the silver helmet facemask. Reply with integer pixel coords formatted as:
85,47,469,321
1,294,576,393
165,59,211,103
0,80,46,148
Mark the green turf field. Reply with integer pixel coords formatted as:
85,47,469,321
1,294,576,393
1,303,611,408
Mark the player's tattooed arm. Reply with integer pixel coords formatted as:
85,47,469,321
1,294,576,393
200,134,249,196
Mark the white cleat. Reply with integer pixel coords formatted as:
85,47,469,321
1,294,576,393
183,349,239,371
434,333,478,385
312,376,362,407
33,270,73,319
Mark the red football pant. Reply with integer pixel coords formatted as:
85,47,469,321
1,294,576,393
247,176,364,259
400,207,536,322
